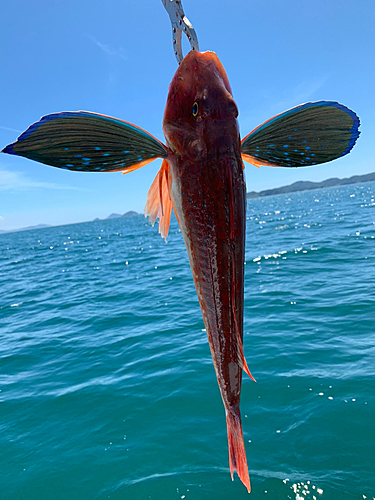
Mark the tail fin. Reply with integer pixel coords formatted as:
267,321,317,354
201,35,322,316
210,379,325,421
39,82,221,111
226,409,251,493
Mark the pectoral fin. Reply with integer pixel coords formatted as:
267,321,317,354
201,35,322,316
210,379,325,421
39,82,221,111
2,111,168,173
241,101,360,168
144,160,173,241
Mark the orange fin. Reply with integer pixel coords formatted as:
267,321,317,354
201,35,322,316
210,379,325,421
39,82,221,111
231,259,256,382
241,153,272,169
122,158,156,174
226,409,251,493
236,335,256,382
144,160,172,241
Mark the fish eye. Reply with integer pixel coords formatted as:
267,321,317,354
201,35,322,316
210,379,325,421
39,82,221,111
192,101,199,118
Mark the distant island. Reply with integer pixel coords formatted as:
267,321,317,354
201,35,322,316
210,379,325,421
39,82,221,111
0,211,139,234
1,172,374,235
247,172,375,199
93,211,139,221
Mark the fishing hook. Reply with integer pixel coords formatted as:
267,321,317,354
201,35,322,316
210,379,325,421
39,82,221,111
161,0,199,64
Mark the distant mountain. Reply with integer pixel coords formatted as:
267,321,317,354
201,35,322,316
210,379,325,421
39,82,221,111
106,213,123,219
3,172,374,235
0,224,51,234
122,211,139,218
103,211,139,220
247,172,375,199
1,212,140,234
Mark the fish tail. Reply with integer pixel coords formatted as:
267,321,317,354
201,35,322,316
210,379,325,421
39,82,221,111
226,409,251,493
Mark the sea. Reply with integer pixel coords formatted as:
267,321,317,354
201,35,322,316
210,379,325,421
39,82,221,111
1,181,374,500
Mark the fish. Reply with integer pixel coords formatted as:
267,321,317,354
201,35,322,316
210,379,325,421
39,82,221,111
2,50,360,492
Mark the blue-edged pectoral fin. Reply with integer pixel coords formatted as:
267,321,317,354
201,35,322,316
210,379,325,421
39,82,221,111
241,101,360,168
2,111,168,173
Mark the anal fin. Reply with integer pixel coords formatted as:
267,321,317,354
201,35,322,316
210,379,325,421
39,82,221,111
236,333,256,382
231,259,256,382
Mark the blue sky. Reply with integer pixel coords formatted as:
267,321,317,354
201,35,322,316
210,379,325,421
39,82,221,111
1,0,374,230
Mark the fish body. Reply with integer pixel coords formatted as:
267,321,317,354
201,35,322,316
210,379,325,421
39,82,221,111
163,51,250,490
2,48,360,493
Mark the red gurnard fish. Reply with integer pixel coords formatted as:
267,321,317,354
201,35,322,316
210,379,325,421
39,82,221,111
2,50,360,492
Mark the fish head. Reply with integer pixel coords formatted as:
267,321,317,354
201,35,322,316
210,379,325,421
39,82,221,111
163,51,240,160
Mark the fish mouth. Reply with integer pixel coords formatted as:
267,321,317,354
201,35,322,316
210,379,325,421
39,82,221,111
181,50,233,96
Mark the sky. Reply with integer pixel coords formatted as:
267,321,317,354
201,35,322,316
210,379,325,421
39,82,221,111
0,0,374,230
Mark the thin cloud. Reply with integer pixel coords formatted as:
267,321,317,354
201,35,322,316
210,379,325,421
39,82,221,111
240,74,330,134
272,75,330,115
0,125,22,134
0,169,85,192
89,35,127,61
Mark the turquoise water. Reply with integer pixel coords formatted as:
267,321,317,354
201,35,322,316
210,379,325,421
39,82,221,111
1,182,374,500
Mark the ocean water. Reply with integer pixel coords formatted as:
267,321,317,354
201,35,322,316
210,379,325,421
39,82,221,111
1,182,374,500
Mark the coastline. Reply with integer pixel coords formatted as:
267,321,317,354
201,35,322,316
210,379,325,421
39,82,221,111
247,172,375,199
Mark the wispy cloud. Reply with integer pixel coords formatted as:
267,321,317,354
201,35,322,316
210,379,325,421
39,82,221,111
240,74,330,134
272,75,330,115
0,169,85,192
0,125,22,134
89,35,127,61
